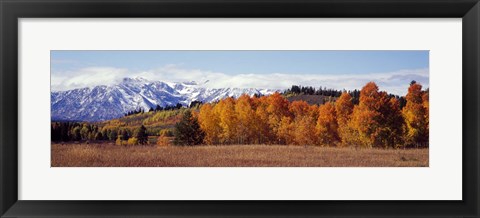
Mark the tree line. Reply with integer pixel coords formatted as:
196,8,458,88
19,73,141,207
125,103,183,117
125,101,203,117
51,122,150,145
285,85,345,97
284,85,407,108
181,81,428,148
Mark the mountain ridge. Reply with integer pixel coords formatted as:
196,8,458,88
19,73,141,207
51,77,278,121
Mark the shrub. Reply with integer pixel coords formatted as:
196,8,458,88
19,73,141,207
127,137,139,146
157,133,171,146
115,138,124,146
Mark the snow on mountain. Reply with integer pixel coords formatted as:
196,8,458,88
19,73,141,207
51,77,278,121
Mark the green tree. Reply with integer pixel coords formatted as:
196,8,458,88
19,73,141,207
80,125,89,140
94,132,103,141
108,129,117,141
173,111,205,146
133,125,148,145
71,126,81,141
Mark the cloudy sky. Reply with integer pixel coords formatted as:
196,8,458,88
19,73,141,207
51,50,429,95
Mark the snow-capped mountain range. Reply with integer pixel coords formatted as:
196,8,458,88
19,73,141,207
51,77,278,121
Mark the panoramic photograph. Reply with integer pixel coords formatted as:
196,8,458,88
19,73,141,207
51,51,429,167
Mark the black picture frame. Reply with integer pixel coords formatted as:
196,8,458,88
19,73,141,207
1,0,479,217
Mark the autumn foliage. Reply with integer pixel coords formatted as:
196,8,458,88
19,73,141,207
197,81,429,148
403,82,429,147
51,81,429,149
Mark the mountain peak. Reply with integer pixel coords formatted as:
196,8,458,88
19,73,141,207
51,79,279,121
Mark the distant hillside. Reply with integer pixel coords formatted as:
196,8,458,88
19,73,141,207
50,107,188,143
286,94,337,105
96,107,189,137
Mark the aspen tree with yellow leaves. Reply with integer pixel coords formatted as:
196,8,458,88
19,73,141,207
235,94,257,144
198,103,222,145
213,97,236,144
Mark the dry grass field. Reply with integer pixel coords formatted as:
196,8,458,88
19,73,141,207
51,143,428,167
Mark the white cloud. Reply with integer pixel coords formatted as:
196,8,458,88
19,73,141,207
51,65,429,96
51,67,129,91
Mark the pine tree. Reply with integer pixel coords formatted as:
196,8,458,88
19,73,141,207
173,111,205,146
133,125,148,145
94,132,103,141
80,125,89,140
72,126,82,141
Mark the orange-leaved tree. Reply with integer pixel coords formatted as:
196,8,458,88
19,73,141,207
335,92,354,146
277,116,295,145
374,92,405,148
316,102,339,146
288,101,318,145
350,82,382,148
266,92,292,144
254,96,274,144
402,82,428,147
422,89,429,142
